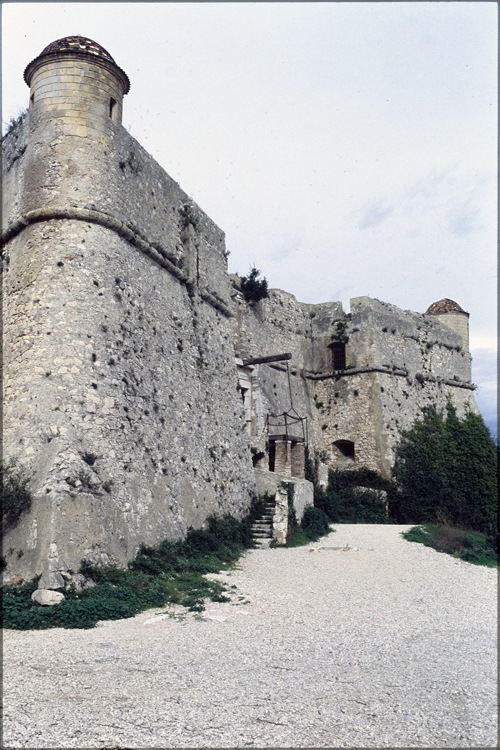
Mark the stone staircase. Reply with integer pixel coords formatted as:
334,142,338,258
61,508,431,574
251,500,275,548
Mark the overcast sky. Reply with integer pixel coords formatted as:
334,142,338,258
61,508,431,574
2,2,497,436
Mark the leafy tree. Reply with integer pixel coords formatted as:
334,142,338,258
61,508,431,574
390,402,497,543
240,266,268,303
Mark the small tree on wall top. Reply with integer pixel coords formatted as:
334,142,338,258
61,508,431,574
240,266,269,303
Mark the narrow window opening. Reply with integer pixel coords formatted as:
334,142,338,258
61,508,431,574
109,98,118,120
331,342,346,370
268,441,276,472
30,93,34,107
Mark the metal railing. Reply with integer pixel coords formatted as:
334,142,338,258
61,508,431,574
266,409,307,444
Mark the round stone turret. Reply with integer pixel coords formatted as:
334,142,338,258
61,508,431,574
24,35,130,140
425,298,470,351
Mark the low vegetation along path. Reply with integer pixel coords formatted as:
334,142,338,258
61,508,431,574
3,525,497,748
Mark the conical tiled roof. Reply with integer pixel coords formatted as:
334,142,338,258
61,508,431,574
24,36,130,94
425,298,467,315
39,36,116,62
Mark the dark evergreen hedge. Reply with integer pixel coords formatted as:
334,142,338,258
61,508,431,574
390,403,497,544
301,506,331,537
314,467,391,524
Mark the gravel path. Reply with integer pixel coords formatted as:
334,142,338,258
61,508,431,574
3,524,497,748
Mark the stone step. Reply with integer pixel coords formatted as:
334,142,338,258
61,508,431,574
254,538,272,548
251,506,275,546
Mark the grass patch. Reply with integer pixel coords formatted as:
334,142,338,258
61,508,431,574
2,498,269,630
272,526,336,548
273,505,335,548
402,523,498,567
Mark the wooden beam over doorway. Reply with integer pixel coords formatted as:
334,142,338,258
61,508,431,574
241,352,292,366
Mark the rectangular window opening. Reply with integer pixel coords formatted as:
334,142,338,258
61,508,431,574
268,441,276,473
331,342,346,370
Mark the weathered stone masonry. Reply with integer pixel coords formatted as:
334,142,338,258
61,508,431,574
2,37,257,583
230,287,477,480
2,37,480,583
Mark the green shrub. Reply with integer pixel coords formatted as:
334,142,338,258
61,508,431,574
326,467,392,493
391,402,497,546
314,468,390,524
179,204,198,229
402,524,497,568
2,498,272,631
2,462,32,529
274,528,317,548
240,266,269,303
301,506,330,538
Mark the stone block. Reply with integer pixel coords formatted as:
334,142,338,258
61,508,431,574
317,462,328,487
254,470,313,523
38,570,65,590
274,440,291,476
31,589,65,606
291,441,305,479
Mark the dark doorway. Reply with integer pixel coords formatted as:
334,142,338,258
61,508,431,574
334,439,355,459
252,451,265,468
268,441,276,472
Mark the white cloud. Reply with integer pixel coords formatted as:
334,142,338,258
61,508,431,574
356,201,395,230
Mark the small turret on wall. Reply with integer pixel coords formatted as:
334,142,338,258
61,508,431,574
425,298,470,355
2,36,257,585
24,35,130,141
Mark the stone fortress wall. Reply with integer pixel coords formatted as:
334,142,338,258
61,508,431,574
2,38,257,584
1,37,479,583
230,286,477,480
